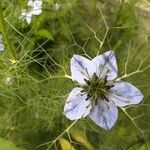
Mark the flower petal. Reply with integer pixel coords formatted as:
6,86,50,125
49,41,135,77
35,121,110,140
32,0,42,15
0,34,5,51
64,87,92,120
108,81,144,107
33,0,42,9
70,55,96,84
31,9,42,15
0,43,5,51
92,51,118,80
25,13,32,24
89,100,118,130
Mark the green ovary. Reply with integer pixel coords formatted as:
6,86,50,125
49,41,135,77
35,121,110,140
83,77,108,101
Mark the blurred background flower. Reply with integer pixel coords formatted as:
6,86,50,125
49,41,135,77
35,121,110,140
20,0,43,24
0,34,5,51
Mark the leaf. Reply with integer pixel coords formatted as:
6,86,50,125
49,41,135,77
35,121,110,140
35,29,54,40
0,138,25,150
70,129,94,150
59,138,75,150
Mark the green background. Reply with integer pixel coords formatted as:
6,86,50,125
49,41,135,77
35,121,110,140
0,0,150,149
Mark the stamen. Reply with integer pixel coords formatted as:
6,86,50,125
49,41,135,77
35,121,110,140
110,84,114,88
81,89,86,93
86,103,91,108
97,64,103,78
104,75,108,84
102,67,110,79
92,72,98,80
105,96,109,102
77,93,87,97
105,67,110,74
95,99,98,105
85,93,91,101
84,78,91,85
106,84,114,89
101,94,109,102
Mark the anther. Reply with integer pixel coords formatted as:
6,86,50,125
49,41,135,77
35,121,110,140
106,84,114,89
86,103,91,108
81,89,85,93
95,99,98,105
85,93,91,101
109,84,114,88
101,94,109,102
105,67,110,73
104,96,109,102
104,75,108,84
84,78,91,85
92,72,98,80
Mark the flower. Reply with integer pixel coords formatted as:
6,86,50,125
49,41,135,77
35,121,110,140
0,34,5,52
64,51,144,130
21,0,43,24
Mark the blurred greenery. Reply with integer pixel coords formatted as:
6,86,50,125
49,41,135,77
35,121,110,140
0,138,25,150
0,0,150,150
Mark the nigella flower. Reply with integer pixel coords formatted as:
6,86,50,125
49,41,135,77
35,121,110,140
21,0,43,24
64,51,144,130
0,34,5,52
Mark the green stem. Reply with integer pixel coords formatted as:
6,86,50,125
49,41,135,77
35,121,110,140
0,4,16,60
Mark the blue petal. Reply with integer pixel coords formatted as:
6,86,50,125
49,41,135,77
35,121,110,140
89,100,118,130
108,81,144,107
64,88,92,120
33,0,43,9
32,0,42,15
92,51,118,80
0,43,5,51
71,55,96,84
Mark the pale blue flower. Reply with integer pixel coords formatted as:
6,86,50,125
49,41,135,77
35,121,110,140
0,34,5,52
64,51,144,130
21,0,43,24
